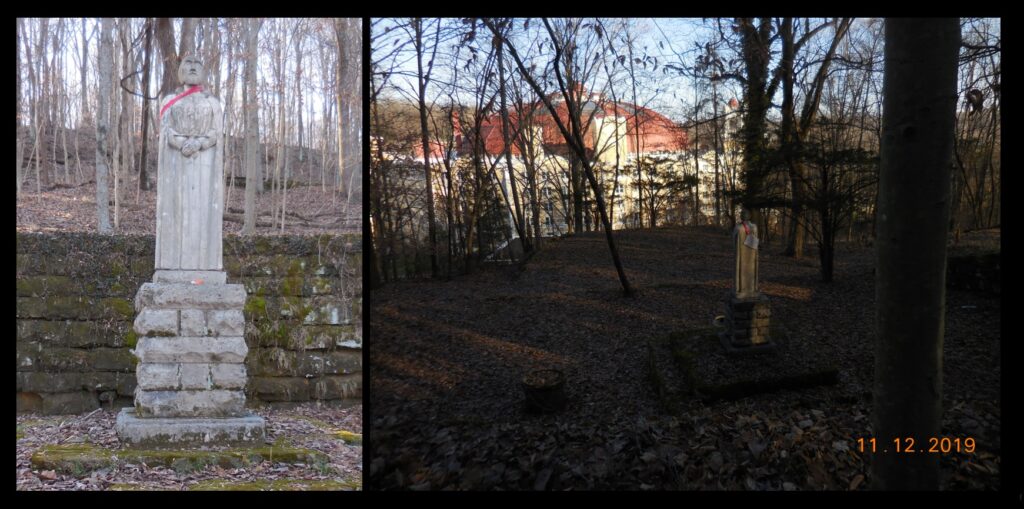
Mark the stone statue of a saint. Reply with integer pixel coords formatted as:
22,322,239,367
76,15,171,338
734,209,759,298
118,55,263,446
155,55,224,273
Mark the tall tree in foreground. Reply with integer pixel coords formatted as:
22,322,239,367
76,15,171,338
872,17,959,490
95,17,113,233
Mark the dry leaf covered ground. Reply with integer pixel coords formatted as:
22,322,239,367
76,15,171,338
369,227,1000,490
16,127,361,236
16,403,362,491
16,182,360,237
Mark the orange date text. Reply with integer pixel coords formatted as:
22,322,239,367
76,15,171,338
856,437,975,453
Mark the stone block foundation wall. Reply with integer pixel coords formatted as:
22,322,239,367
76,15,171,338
16,233,362,414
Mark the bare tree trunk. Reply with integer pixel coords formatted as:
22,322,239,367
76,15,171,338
336,20,349,197
74,118,83,184
205,18,221,95
61,112,69,185
95,17,113,233
138,18,154,193
495,31,528,252
17,20,22,128
570,153,583,233
31,18,47,195
711,63,722,227
780,18,804,258
442,112,457,277
872,17,959,491
985,104,999,227
16,19,28,197
319,36,332,192
737,17,775,232
114,20,132,230
154,18,178,97
37,18,50,142
241,18,262,236
178,18,196,60
24,17,37,132
320,110,329,192
337,18,362,206
295,29,304,163
224,21,236,209
412,18,440,278
691,99,701,227
273,35,285,227
113,110,121,230
335,18,360,198
17,138,26,200
526,149,542,251
32,108,42,195
282,141,289,232
22,18,42,195
80,18,90,126
282,38,294,234
625,31,644,228
154,17,197,98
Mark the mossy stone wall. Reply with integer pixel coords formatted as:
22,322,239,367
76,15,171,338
16,232,362,414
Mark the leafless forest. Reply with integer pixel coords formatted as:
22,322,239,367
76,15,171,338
370,18,999,286
16,18,363,236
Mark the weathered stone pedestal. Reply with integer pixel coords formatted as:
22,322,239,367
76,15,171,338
720,292,774,354
115,273,265,446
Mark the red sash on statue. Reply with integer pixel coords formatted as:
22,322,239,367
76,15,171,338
159,85,203,119
742,221,758,249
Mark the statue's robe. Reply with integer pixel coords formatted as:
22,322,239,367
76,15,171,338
154,88,224,271
734,220,759,298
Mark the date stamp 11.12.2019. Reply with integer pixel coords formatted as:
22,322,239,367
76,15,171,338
856,437,976,454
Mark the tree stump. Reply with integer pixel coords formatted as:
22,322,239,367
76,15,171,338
522,369,566,414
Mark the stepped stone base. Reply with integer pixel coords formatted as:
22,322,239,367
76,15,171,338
116,408,265,447
119,270,265,446
721,292,774,353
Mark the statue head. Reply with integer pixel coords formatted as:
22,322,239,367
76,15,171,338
178,55,205,87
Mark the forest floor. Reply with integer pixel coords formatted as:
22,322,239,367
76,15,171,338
369,226,1001,491
16,126,361,236
16,403,362,491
